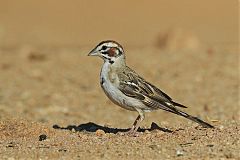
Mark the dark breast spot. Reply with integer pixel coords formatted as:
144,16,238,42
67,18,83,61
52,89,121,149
101,77,105,85
109,60,114,64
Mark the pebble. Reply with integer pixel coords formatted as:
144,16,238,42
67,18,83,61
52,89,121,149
176,149,184,156
39,134,47,141
95,129,105,136
71,128,76,132
149,144,159,150
219,125,224,130
58,149,67,152
207,144,214,147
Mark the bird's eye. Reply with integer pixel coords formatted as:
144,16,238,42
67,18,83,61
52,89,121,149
101,45,107,50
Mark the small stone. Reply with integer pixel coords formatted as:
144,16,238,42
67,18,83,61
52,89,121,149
39,134,47,141
207,144,214,147
210,119,219,122
95,129,105,136
71,128,76,132
176,149,184,156
149,144,158,150
219,125,224,130
224,152,234,159
58,149,67,152
6,143,15,148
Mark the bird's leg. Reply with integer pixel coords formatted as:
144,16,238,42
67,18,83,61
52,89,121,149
127,109,145,135
133,109,145,133
128,115,141,133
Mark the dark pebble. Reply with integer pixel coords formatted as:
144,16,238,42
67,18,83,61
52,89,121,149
207,144,214,147
58,149,67,152
39,134,47,141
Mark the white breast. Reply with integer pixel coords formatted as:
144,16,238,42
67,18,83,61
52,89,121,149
100,62,142,111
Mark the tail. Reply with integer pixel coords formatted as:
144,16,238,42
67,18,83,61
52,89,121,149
175,110,214,128
171,101,188,108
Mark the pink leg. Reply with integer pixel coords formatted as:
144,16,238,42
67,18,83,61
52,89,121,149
127,109,145,135
128,115,141,133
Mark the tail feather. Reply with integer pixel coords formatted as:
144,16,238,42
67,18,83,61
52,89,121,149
176,110,214,128
172,101,188,108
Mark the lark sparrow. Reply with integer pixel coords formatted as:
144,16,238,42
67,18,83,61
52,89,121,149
88,40,214,134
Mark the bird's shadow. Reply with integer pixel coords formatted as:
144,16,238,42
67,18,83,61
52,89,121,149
53,122,173,134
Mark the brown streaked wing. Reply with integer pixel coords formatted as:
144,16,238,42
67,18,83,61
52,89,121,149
142,96,178,112
118,83,145,100
119,67,173,102
118,81,181,113
118,67,187,110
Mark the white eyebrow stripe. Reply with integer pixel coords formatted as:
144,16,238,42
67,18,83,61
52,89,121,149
97,42,124,56
106,43,118,48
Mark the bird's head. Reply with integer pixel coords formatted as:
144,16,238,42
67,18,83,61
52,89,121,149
88,40,125,64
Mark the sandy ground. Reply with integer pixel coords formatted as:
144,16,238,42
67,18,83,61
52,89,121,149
0,1,239,160
0,44,239,159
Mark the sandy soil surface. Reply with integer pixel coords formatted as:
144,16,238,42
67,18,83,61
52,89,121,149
0,1,239,160
0,44,239,159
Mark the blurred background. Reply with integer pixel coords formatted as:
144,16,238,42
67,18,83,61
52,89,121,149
0,0,239,126
0,0,238,47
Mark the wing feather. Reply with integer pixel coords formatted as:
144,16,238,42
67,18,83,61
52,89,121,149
118,68,214,128
118,67,187,111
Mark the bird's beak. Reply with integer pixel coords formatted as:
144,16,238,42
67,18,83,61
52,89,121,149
88,48,98,56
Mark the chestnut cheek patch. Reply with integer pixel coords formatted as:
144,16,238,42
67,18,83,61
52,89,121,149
108,48,116,57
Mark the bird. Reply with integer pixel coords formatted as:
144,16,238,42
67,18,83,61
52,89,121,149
88,40,214,134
